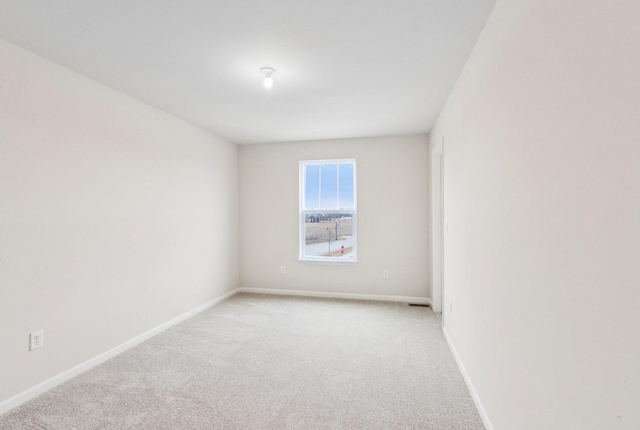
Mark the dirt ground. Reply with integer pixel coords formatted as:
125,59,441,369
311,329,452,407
305,219,353,245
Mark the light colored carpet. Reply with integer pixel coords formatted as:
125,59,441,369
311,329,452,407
0,293,484,429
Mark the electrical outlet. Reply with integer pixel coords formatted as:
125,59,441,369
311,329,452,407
280,265,286,274
30,330,44,351
383,269,389,278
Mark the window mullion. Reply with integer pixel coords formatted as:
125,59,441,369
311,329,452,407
318,165,321,209
336,163,340,209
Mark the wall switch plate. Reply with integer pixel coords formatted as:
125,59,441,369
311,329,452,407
383,269,389,278
30,330,44,350
280,265,286,274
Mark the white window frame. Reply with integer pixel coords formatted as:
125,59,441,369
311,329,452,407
299,159,358,264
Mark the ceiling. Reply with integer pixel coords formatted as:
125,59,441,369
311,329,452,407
0,0,496,144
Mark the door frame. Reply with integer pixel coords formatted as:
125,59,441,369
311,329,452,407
431,138,444,321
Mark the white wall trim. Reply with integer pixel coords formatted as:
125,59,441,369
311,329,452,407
1,287,430,417
430,138,444,314
0,287,241,416
442,327,494,430
238,287,432,305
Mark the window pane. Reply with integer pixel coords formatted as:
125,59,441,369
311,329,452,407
304,212,354,259
305,164,320,209
320,164,338,209
338,164,354,209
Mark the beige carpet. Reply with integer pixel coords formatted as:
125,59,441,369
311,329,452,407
0,293,484,429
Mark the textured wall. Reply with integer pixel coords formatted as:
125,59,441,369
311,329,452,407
430,0,640,428
0,38,239,404
240,135,430,299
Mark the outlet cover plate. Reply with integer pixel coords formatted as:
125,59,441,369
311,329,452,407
30,330,44,350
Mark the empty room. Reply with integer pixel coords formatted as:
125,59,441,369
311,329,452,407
1,0,639,429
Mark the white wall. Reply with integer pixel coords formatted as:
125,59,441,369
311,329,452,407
240,135,430,299
0,38,239,404
431,0,640,429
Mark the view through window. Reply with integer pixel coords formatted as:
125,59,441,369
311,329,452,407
300,160,357,261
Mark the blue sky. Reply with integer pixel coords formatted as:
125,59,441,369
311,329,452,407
305,163,354,209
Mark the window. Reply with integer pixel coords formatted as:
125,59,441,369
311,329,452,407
299,159,357,262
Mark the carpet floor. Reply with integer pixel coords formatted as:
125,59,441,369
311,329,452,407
0,293,484,429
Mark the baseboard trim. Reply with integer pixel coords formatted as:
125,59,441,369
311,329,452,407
1,287,430,416
442,327,494,430
0,287,241,416
238,287,432,305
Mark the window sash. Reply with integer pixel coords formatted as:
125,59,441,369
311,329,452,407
300,210,358,263
300,159,357,262
301,160,356,211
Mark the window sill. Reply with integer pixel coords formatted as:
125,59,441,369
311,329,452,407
297,258,359,266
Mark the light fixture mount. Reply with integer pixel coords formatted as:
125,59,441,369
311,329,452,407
260,66,276,75
260,67,276,89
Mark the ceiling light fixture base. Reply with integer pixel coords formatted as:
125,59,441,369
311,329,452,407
260,67,276,76
260,67,276,89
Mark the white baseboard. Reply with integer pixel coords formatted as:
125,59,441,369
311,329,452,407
1,287,431,416
0,287,241,416
442,327,494,430
238,287,432,305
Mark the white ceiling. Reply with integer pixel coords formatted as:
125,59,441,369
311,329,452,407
0,0,496,144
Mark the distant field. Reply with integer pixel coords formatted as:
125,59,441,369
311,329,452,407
305,219,353,245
